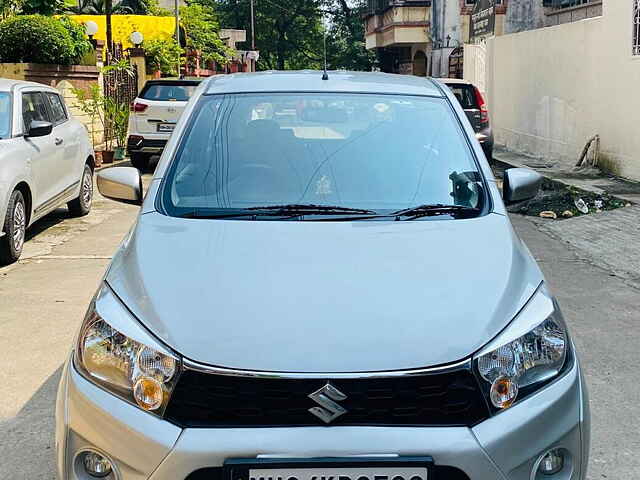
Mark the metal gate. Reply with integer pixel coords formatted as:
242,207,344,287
103,44,139,107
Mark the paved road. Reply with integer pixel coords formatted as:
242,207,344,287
0,176,638,479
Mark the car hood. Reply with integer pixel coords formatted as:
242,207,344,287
106,212,543,373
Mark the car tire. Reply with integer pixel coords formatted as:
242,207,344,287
0,190,27,265
67,164,93,217
130,153,151,171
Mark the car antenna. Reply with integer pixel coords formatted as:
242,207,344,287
322,15,329,80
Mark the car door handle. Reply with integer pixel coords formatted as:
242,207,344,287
55,137,63,146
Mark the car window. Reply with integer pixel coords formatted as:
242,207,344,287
45,93,68,125
140,83,198,101
162,92,483,217
0,92,11,139
22,92,50,131
446,84,478,109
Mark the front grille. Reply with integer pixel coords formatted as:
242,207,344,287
185,466,470,480
165,365,490,428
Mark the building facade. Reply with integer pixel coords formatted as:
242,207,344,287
364,0,433,75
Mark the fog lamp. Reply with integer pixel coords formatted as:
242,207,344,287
133,376,164,411
489,376,518,409
538,449,564,475
81,451,112,478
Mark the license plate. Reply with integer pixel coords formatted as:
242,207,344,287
225,458,432,480
157,123,175,132
248,467,428,480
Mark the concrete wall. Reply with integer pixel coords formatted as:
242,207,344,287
485,1,640,180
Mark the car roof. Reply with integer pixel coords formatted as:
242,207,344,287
144,79,202,86
0,77,59,93
204,71,444,97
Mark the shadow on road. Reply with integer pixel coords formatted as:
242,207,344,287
0,366,61,479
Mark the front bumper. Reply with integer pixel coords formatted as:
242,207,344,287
56,354,590,480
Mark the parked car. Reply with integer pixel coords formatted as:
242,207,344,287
440,78,494,160
0,79,95,265
57,72,589,480
127,79,201,171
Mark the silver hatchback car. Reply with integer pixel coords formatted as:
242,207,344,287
56,72,590,480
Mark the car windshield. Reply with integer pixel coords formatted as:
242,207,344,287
0,93,12,139
140,83,198,101
161,92,483,218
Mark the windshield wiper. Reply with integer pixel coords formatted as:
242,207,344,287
392,204,480,220
246,204,377,215
177,204,377,220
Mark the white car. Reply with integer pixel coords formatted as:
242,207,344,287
0,78,95,265
127,79,201,171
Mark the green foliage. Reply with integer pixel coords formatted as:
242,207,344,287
214,0,324,71
0,0,23,18
180,3,232,64
58,15,93,61
21,0,63,14
65,0,143,13
146,0,171,16
213,0,373,72
144,38,183,76
72,84,129,149
104,97,129,148
72,84,105,149
0,15,91,65
322,0,375,71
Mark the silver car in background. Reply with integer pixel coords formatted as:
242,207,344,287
0,79,95,264
56,72,589,480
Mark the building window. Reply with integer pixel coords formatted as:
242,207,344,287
634,0,640,56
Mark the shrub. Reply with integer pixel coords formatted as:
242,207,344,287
144,38,183,76
0,15,90,65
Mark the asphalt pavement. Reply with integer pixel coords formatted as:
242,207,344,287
0,173,638,479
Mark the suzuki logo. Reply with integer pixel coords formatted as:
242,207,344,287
308,383,348,424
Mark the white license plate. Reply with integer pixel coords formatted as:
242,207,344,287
157,123,175,132
248,467,428,480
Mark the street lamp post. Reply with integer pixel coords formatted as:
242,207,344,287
175,0,181,77
250,0,256,72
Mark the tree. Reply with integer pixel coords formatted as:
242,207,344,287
214,0,325,71
65,0,136,14
180,3,232,65
21,0,64,14
321,0,374,71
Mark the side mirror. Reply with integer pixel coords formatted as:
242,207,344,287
503,168,542,205
97,167,143,206
26,120,53,138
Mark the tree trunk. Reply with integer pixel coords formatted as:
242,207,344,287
105,0,113,55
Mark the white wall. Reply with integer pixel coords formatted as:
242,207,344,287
485,1,640,180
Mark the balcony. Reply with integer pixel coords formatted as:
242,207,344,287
365,0,432,50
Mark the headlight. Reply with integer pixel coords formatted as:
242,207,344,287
474,284,568,410
75,284,180,415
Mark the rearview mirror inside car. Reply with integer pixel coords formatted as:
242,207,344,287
503,168,543,205
26,120,53,138
97,167,143,206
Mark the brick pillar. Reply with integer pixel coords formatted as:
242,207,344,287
128,47,147,94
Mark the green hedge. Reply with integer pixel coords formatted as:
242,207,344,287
0,15,92,65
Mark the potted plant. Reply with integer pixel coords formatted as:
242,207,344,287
105,98,129,161
72,84,108,166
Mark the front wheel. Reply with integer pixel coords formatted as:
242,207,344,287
0,190,27,265
68,164,93,217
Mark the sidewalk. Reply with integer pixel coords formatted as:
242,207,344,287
493,146,640,288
